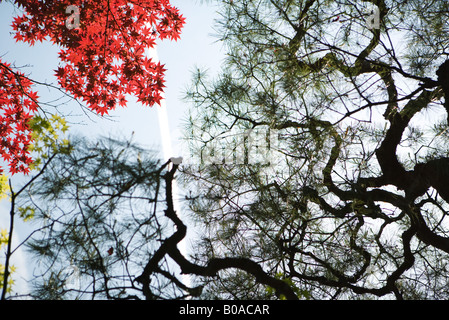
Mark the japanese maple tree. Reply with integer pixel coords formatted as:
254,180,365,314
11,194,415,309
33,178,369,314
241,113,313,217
0,0,185,174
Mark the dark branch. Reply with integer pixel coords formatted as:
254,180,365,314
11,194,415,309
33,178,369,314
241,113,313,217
135,163,299,300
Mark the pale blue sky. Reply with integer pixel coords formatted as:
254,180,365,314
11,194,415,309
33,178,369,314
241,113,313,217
0,0,225,296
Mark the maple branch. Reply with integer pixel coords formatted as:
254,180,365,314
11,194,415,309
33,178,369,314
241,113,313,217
0,61,100,122
0,62,39,110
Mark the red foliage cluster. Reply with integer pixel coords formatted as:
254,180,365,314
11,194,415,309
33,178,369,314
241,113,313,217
0,62,38,174
0,0,185,174
13,0,185,114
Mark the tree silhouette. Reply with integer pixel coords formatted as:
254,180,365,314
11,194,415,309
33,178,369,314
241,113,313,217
11,0,449,300
182,0,449,299
20,135,297,300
